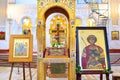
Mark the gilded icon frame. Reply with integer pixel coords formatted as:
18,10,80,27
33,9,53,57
111,31,119,40
9,35,33,62
76,27,111,71
0,32,5,40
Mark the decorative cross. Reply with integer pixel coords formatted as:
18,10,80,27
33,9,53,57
51,23,64,42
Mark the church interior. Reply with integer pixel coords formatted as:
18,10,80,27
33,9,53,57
0,0,120,80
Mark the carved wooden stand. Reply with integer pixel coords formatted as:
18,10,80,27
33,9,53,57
77,71,113,80
9,62,32,80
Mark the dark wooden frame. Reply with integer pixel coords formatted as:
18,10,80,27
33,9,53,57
77,71,113,80
76,27,111,80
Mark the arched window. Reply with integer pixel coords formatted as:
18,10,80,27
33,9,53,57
22,17,32,35
86,17,96,27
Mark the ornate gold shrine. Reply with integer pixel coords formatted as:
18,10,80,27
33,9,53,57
37,0,76,80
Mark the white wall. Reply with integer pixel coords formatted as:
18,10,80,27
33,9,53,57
0,25,9,49
76,4,91,26
108,19,120,49
77,0,103,4
0,0,119,51
15,0,37,5
0,4,37,52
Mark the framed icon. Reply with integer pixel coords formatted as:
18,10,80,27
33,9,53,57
76,27,111,71
0,32,5,40
111,31,119,40
9,35,33,62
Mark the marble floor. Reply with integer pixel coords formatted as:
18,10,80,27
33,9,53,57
0,66,120,80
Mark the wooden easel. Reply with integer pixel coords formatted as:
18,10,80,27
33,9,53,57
9,62,32,80
77,71,113,80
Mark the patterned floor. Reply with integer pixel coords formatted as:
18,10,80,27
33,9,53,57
0,66,120,80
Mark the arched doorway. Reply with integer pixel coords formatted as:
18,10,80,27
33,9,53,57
46,13,68,47
37,1,76,80
22,17,32,35
45,7,69,48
